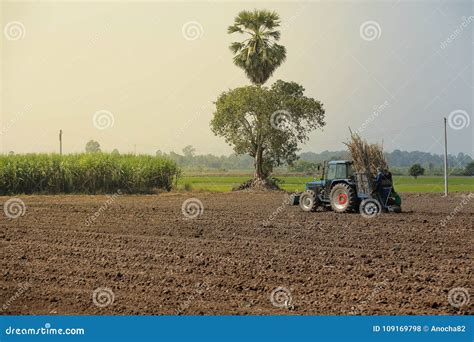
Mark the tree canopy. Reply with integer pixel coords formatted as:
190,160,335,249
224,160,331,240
464,161,474,176
211,80,325,179
409,163,425,179
85,140,101,153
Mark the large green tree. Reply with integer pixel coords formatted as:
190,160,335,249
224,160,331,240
228,9,286,85
211,80,325,183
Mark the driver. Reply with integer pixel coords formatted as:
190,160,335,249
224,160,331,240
374,167,392,207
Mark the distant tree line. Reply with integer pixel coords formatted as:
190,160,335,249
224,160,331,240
154,145,473,176
298,150,472,168
7,142,473,177
296,150,473,176
156,146,254,171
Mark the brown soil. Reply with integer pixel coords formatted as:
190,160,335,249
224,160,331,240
0,192,472,315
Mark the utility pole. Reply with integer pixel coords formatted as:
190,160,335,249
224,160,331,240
59,129,63,155
443,118,448,197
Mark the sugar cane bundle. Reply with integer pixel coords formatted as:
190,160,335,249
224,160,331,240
344,130,388,176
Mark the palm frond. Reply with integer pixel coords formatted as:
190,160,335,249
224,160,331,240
228,9,286,85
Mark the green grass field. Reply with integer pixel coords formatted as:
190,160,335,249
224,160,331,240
178,174,474,193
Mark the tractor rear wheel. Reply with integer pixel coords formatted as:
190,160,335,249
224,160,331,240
299,190,319,212
330,183,357,213
360,198,382,218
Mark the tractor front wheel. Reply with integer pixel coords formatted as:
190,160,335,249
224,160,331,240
330,183,356,213
299,190,319,212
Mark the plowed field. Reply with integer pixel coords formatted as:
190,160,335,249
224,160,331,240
1,192,472,315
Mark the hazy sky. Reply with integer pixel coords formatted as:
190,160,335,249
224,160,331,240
1,0,472,158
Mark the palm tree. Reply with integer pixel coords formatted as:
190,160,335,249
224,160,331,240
228,9,286,85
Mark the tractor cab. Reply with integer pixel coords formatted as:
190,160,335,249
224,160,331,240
305,160,355,200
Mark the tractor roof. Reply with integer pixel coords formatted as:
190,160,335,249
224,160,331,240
328,160,353,164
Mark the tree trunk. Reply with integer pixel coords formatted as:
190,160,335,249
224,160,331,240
254,146,264,181
251,146,268,189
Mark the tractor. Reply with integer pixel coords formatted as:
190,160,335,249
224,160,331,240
294,160,401,216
